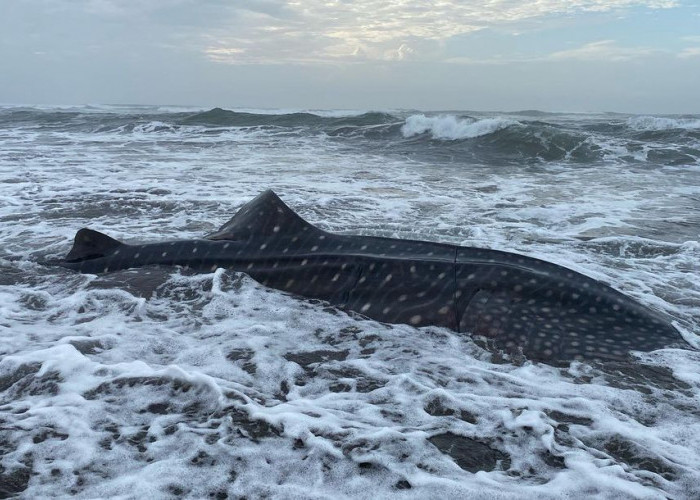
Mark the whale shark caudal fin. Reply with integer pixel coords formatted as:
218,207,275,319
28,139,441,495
65,228,124,262
206,189,323,241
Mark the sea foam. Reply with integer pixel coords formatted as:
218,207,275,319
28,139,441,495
1,105,699,498
627,116,700,131
401,114,518,140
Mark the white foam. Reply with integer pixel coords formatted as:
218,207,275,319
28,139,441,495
0,106,699,498
627,115,700,131
401,114,519,140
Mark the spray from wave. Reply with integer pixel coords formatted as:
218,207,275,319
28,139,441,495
400,114,519,140
627,116,700,131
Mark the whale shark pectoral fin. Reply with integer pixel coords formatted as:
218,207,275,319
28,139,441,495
65,228,124,262
206,189,322,241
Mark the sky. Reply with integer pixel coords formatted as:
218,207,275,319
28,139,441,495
1,0,699,113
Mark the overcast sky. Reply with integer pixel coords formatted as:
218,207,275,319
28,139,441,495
1,0,699,113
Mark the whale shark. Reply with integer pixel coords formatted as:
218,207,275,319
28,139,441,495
57,190,685,364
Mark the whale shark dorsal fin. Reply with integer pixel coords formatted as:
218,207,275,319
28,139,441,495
206,190,321,241
65,228,124,262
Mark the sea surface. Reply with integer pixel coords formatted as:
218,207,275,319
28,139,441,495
0,104,699,499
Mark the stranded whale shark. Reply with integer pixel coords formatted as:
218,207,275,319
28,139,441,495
58,190,685,364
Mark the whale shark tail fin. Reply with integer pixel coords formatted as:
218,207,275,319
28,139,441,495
207,189,322,241
65,228,124,262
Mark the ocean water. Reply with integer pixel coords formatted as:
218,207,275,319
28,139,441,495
0,104,699,499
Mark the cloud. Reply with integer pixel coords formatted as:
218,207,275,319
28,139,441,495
546,40,659,61
678,47,700,59
4,0,680,65
201,0,679,64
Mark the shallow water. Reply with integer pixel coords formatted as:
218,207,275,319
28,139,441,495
1,105,699,499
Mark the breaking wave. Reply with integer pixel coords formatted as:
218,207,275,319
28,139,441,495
628,116,700,131
401,114,519,140
0,106,698,166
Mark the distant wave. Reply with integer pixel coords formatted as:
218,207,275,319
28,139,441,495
401,114,519,140
627,116,700,131
181,107,398,128
1,106,697,166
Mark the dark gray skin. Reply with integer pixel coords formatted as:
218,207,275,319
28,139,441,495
58,190,686,364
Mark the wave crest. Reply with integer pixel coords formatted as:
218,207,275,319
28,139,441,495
401,114,519,140
181,108,397,128
627,116,700,131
